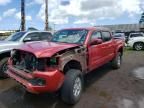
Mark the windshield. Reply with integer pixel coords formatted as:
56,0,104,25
5,32,26,41
51,29,88,44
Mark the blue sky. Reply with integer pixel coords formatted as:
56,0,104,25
0,0,143,30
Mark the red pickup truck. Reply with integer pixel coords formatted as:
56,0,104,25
6,27,124,104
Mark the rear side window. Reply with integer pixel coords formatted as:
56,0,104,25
102,31,112,42
40,32,52,40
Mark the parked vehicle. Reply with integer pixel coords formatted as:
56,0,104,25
126,32,144,42
113,33,126,42
0,31,52,78
127,37,144,51
6,27,124,104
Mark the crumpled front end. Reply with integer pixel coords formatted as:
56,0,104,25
6,50,64,93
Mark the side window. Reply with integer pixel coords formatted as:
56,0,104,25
102,31,112,42
91,31,102,41
24,33,40,41
40,32,52,40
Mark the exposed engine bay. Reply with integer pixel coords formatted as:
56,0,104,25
11,50,58,73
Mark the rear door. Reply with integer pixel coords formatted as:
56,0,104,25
101,31,115,62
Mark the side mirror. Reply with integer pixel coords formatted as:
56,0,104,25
23,37,32,42
90,39,103,46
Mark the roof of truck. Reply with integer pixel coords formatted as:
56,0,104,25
62,27,110,31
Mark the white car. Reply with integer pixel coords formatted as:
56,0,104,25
128,33,144,40
127,37,144,51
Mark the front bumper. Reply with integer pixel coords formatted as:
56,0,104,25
6,66,64,94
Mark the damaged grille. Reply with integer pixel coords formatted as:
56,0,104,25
12,50,38,73
11,50,58,73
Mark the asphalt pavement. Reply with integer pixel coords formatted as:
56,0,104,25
0,50,144,108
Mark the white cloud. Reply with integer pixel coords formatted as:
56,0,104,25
0,0,11,5
26,0,44,6
119,0,142,15
37,0,69,24
37,3,45,21
50,17,69,25
15,12,32,21
3,8,16,17
34,0,44,4
15,12,21,19
26,16,32,21
74,18,90,24
37,0,143,25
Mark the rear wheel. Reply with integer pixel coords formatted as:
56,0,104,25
61,69,83,105
133,42,144,51
0,57,9,78
111,52,122,69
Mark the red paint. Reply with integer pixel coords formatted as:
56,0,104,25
7,66,64,93
16,41,79,58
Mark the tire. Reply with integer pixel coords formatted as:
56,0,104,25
111,52,122,69
133,42,144,51
0,57,9,78
61,69,83,105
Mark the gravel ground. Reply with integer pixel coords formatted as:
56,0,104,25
0,50,144,108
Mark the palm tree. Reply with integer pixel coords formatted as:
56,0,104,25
45,0,49,31
21,0,25,31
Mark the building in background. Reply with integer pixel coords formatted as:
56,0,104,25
96,24,144,32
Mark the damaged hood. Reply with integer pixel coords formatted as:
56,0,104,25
15,41,80,58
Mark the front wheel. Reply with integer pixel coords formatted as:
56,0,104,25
0,57,9,78
61,69,83,105
133,42,144,51
111,52,122,69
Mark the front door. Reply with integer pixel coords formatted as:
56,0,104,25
88,31,105,71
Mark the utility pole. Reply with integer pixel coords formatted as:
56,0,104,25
21,0,25,31
45,0,49,31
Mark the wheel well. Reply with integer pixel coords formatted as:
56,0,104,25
63,60,82,74
0,51,10,61
134,42,144,46
118,47,123,55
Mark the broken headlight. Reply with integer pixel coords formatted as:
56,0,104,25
50,57,57,65
47,57,59,66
